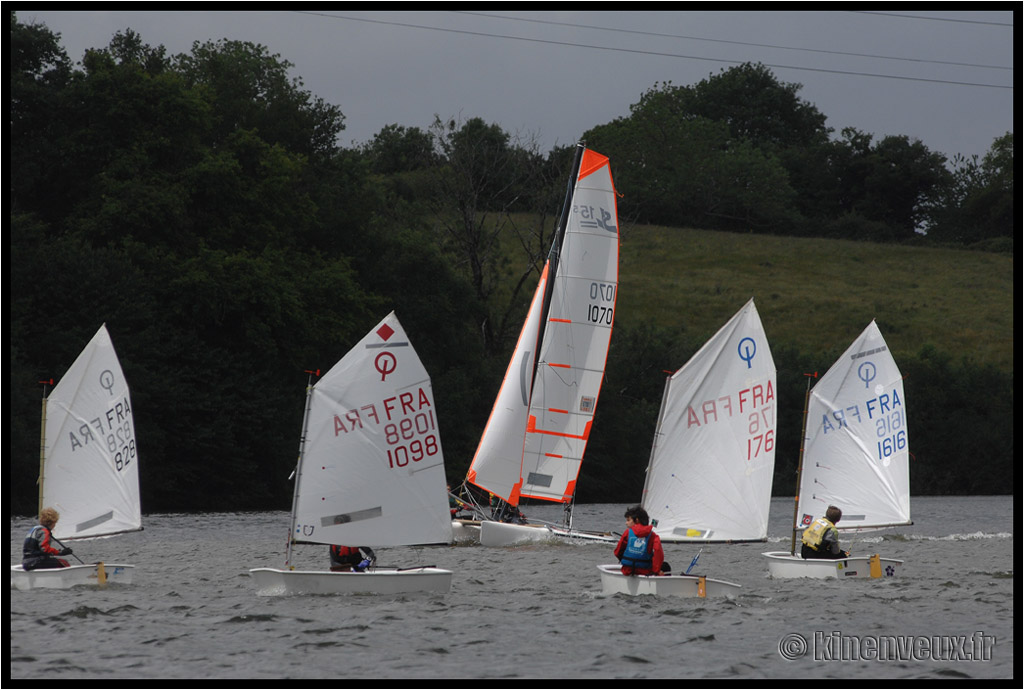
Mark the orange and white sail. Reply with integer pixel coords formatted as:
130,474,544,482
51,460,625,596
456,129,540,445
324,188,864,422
467,145,619,505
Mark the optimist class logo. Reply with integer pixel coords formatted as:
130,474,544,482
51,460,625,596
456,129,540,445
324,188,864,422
367,321,409,381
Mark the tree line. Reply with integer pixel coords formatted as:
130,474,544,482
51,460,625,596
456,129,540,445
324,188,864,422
9,15,1014,514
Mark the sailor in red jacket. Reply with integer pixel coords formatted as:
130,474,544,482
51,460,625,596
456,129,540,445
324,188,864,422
613,505,664,576
329,545,377,572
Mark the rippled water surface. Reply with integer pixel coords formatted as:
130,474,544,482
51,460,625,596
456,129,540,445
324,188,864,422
9,496,1013,680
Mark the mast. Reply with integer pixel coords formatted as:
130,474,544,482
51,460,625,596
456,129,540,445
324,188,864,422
285,369,318,568
789,372,818,555
37,379,52,519
640,373,673,507
531,142,585,391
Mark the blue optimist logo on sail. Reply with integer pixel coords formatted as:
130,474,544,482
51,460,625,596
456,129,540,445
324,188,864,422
737,337,757,368
857,361,877,389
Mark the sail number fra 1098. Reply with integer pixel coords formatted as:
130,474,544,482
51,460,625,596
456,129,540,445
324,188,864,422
385,410,440,468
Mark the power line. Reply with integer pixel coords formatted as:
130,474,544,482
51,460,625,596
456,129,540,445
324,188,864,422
848,11,1014,27
293,12,1013,90
456,11,1012,72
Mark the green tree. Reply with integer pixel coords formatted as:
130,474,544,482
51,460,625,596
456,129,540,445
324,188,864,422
680,62,831,150
11,13,74,219
926,132,1015,247
363,123,438,175
425,116,558,356
813,128,951,240
175,38,344,162
585,100,799,232
9,24,375,513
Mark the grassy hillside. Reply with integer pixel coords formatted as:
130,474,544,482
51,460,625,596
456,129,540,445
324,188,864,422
617,224,1015,373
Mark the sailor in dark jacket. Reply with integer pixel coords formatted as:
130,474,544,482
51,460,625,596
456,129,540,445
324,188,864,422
22,507,72,570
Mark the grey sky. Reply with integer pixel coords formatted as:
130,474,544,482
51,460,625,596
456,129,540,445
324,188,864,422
20,9,1015,163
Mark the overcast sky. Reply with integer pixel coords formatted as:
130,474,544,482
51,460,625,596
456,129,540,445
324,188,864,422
21,9,1015,163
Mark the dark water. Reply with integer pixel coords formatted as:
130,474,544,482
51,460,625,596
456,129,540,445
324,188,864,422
9,496,1013,680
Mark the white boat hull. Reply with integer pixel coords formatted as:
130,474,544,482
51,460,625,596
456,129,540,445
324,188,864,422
248,567,453,595
596,564,741,598
10,563,135,590
762,551,904,579
451,519,481,544
479,520,616,547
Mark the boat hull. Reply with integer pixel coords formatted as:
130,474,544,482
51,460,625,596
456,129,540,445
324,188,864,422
248,567,453,595
451,519,481,544
762,551,904,579
596,564,741,598
480,520,616,547
10,563,135,590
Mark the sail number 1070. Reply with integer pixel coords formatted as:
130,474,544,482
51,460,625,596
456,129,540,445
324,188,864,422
385,410,440,468
587,282,615,325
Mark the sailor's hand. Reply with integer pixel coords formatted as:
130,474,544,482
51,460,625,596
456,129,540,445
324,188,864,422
59,547,73,556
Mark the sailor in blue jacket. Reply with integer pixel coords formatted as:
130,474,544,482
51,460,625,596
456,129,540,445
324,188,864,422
613,505,665,575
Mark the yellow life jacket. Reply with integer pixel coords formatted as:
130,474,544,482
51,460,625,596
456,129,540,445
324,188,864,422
801,517,837,551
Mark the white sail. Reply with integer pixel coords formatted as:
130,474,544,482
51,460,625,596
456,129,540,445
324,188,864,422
468,145,619,507
519,148,619,503
291,312,453,548
43,324,142,540
641,299,777,542
797,321,911,530
465,264,549,504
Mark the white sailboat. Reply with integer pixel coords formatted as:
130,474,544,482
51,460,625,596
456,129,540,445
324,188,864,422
249,312,454,595
596,564,741,598
763,321,909,579
11,324,141,590
598,300,773,597
462,143,619,547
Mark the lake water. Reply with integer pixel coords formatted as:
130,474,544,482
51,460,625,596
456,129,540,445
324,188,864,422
9,496,1014,680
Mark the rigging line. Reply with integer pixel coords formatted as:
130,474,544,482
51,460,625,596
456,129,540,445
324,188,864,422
455,11,1013,72
291,12,1013,90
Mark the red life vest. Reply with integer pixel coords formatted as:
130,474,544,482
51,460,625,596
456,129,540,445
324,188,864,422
330,545,362,566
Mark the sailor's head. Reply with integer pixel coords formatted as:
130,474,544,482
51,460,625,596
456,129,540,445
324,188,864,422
624,505,650,526
825,505,842,524
39,507,60,529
